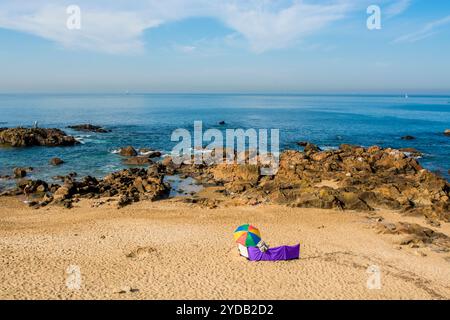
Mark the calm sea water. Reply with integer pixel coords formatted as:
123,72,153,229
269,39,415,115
0,93,449,188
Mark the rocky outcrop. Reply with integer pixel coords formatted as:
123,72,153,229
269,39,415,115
2,142,448,220
68,124,111,133
0,128,78,147
376,221,450,252
445,129,450,136
9,165,170,209
401,135,416,140
171,144,449,221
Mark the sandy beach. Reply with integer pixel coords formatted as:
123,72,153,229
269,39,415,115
1,0,450,305
1,195,449,300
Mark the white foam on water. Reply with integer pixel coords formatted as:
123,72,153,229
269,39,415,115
321,146,339,151
75,137,85,144
139,150,164,156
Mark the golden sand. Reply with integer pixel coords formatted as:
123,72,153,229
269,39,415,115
0,196,449,300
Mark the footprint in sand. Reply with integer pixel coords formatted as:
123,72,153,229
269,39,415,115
125,246,157,259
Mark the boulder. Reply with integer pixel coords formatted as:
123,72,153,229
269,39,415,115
444,129,450,136
337,191,373,211
49,157,64,166
303,143,321,153
53,186,72,201
16,179,48,194
401,135,416,140
292,187,342,209
0,127,78,147
123,156,153,165
210,164,260,186
13,167,32,178
119,146,138,157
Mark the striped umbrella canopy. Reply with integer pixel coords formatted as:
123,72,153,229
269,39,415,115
233,224,261,247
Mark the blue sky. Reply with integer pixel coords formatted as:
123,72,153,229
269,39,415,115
0,0,449,93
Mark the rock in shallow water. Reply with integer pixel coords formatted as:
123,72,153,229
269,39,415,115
13,167,32,178
119,146,138,156
68,124,110,133
49,157,64,166
0,127,78,147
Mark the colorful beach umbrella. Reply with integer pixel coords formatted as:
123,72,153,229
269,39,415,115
234,224,261,247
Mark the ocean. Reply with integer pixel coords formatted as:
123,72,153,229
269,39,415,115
0,93,449,188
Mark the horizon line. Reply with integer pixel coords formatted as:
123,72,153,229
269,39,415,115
1,91,450,97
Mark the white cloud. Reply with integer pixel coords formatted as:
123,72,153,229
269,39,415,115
219,1,351,53
385,0,411,17
174,44,197,53
0,0,362,54
0,1,162,54
393,15,450,43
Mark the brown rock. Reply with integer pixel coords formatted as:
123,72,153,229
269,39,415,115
376,221,450,251
337,191,373,211
68,124,110,133
123,156,152,165
367,146,382,153
13,167,29,178
119,146,138,156
0,127,78,147
210,164,260,186
49,157,64,166
303,143,321,153
17,179,48,194
53,186,71,201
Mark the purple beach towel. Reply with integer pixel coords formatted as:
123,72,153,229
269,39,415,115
248,244,300,261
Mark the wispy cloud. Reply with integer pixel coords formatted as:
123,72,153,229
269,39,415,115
173,44,197,53
385,0,411,18
0,0,361,54
393,15,450,43
0,1,162,54
218,1,352,53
